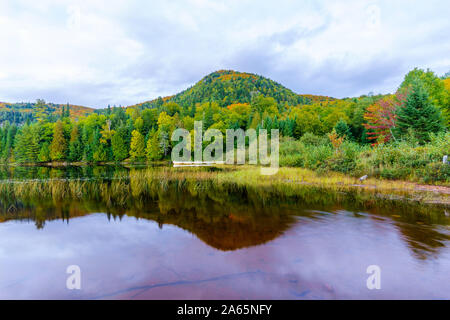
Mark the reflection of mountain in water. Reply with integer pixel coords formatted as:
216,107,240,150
0,182,297,250
142,191,297,250
0,165,448,255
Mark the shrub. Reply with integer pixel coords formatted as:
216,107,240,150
279,131,450,183
421,163,450,183
299,132,329,146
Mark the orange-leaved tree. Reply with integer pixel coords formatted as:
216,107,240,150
363,92,406,146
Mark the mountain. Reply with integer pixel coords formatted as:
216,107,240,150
129,70,334,109
1,70,335,124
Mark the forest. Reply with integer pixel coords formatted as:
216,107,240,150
0,68,449,183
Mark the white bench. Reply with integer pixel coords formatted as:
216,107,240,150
172,161,225,167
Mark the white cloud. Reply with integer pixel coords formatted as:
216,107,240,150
0,0,448,107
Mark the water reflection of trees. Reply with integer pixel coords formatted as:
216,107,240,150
0,166,448,255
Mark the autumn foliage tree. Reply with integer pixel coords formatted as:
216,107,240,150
363,92,406,145
328,129,344,153
50,120,67,161
129,130,146,161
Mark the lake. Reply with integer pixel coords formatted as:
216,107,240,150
0,165,449,299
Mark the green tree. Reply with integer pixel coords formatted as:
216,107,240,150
334,119,352,139
68,124,83,162
111,127,129,161
34,99,48,122
251,95,277,117
395,80,444,143
400,68,449,126
50,120,67,161
14,125,39,163
38,143,51,162
203,103,214,129
1,123,16,161
129,130,146,160
92,128,107,162
146,130,162,161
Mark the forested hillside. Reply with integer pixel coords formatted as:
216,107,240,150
0,100,94,125
128,70,334,110
0,68,449,182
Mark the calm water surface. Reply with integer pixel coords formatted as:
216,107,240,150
0,166,449,299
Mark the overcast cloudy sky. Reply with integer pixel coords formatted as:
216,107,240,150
0,0,448,108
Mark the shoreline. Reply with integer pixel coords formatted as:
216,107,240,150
1,162,449,206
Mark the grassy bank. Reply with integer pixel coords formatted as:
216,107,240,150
128,165,449,206
4,131,448,185
0,166,448,226
0,163,448,204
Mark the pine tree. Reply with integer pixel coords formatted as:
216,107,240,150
14,125,39,163
334,119,352,139
203,103,214,129
81,126,93,162
4,124,17,161
38,143,51,162
129,130,146,160
65,104,70,118
190,103,196,117
68,124,83,162
0,128,4,156
50,120,67,161
395,79,444,143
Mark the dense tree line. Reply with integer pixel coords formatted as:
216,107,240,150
0,101,92,125
0,68,448,164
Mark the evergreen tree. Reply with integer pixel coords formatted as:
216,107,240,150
111,127,129,161
0,128,4,154
65,104,70,118
93,143,107,162
146,129,163,161
2,124,17,161
334,119,352,139
38,143,51,162
189,103,196,118
203,103,214,129
14,125,39,162
50,120,67,161
68,124,83,162
81,126,93,162
395,80,444,143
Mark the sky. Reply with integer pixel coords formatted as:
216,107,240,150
0,0,448,108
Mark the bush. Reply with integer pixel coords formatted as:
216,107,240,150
421,163,450,183
326,142,363,174
279,131,450,183
299,132,329,146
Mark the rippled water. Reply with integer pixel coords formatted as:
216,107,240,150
0,165,448,299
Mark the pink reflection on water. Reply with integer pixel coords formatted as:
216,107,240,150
0,211,449,299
